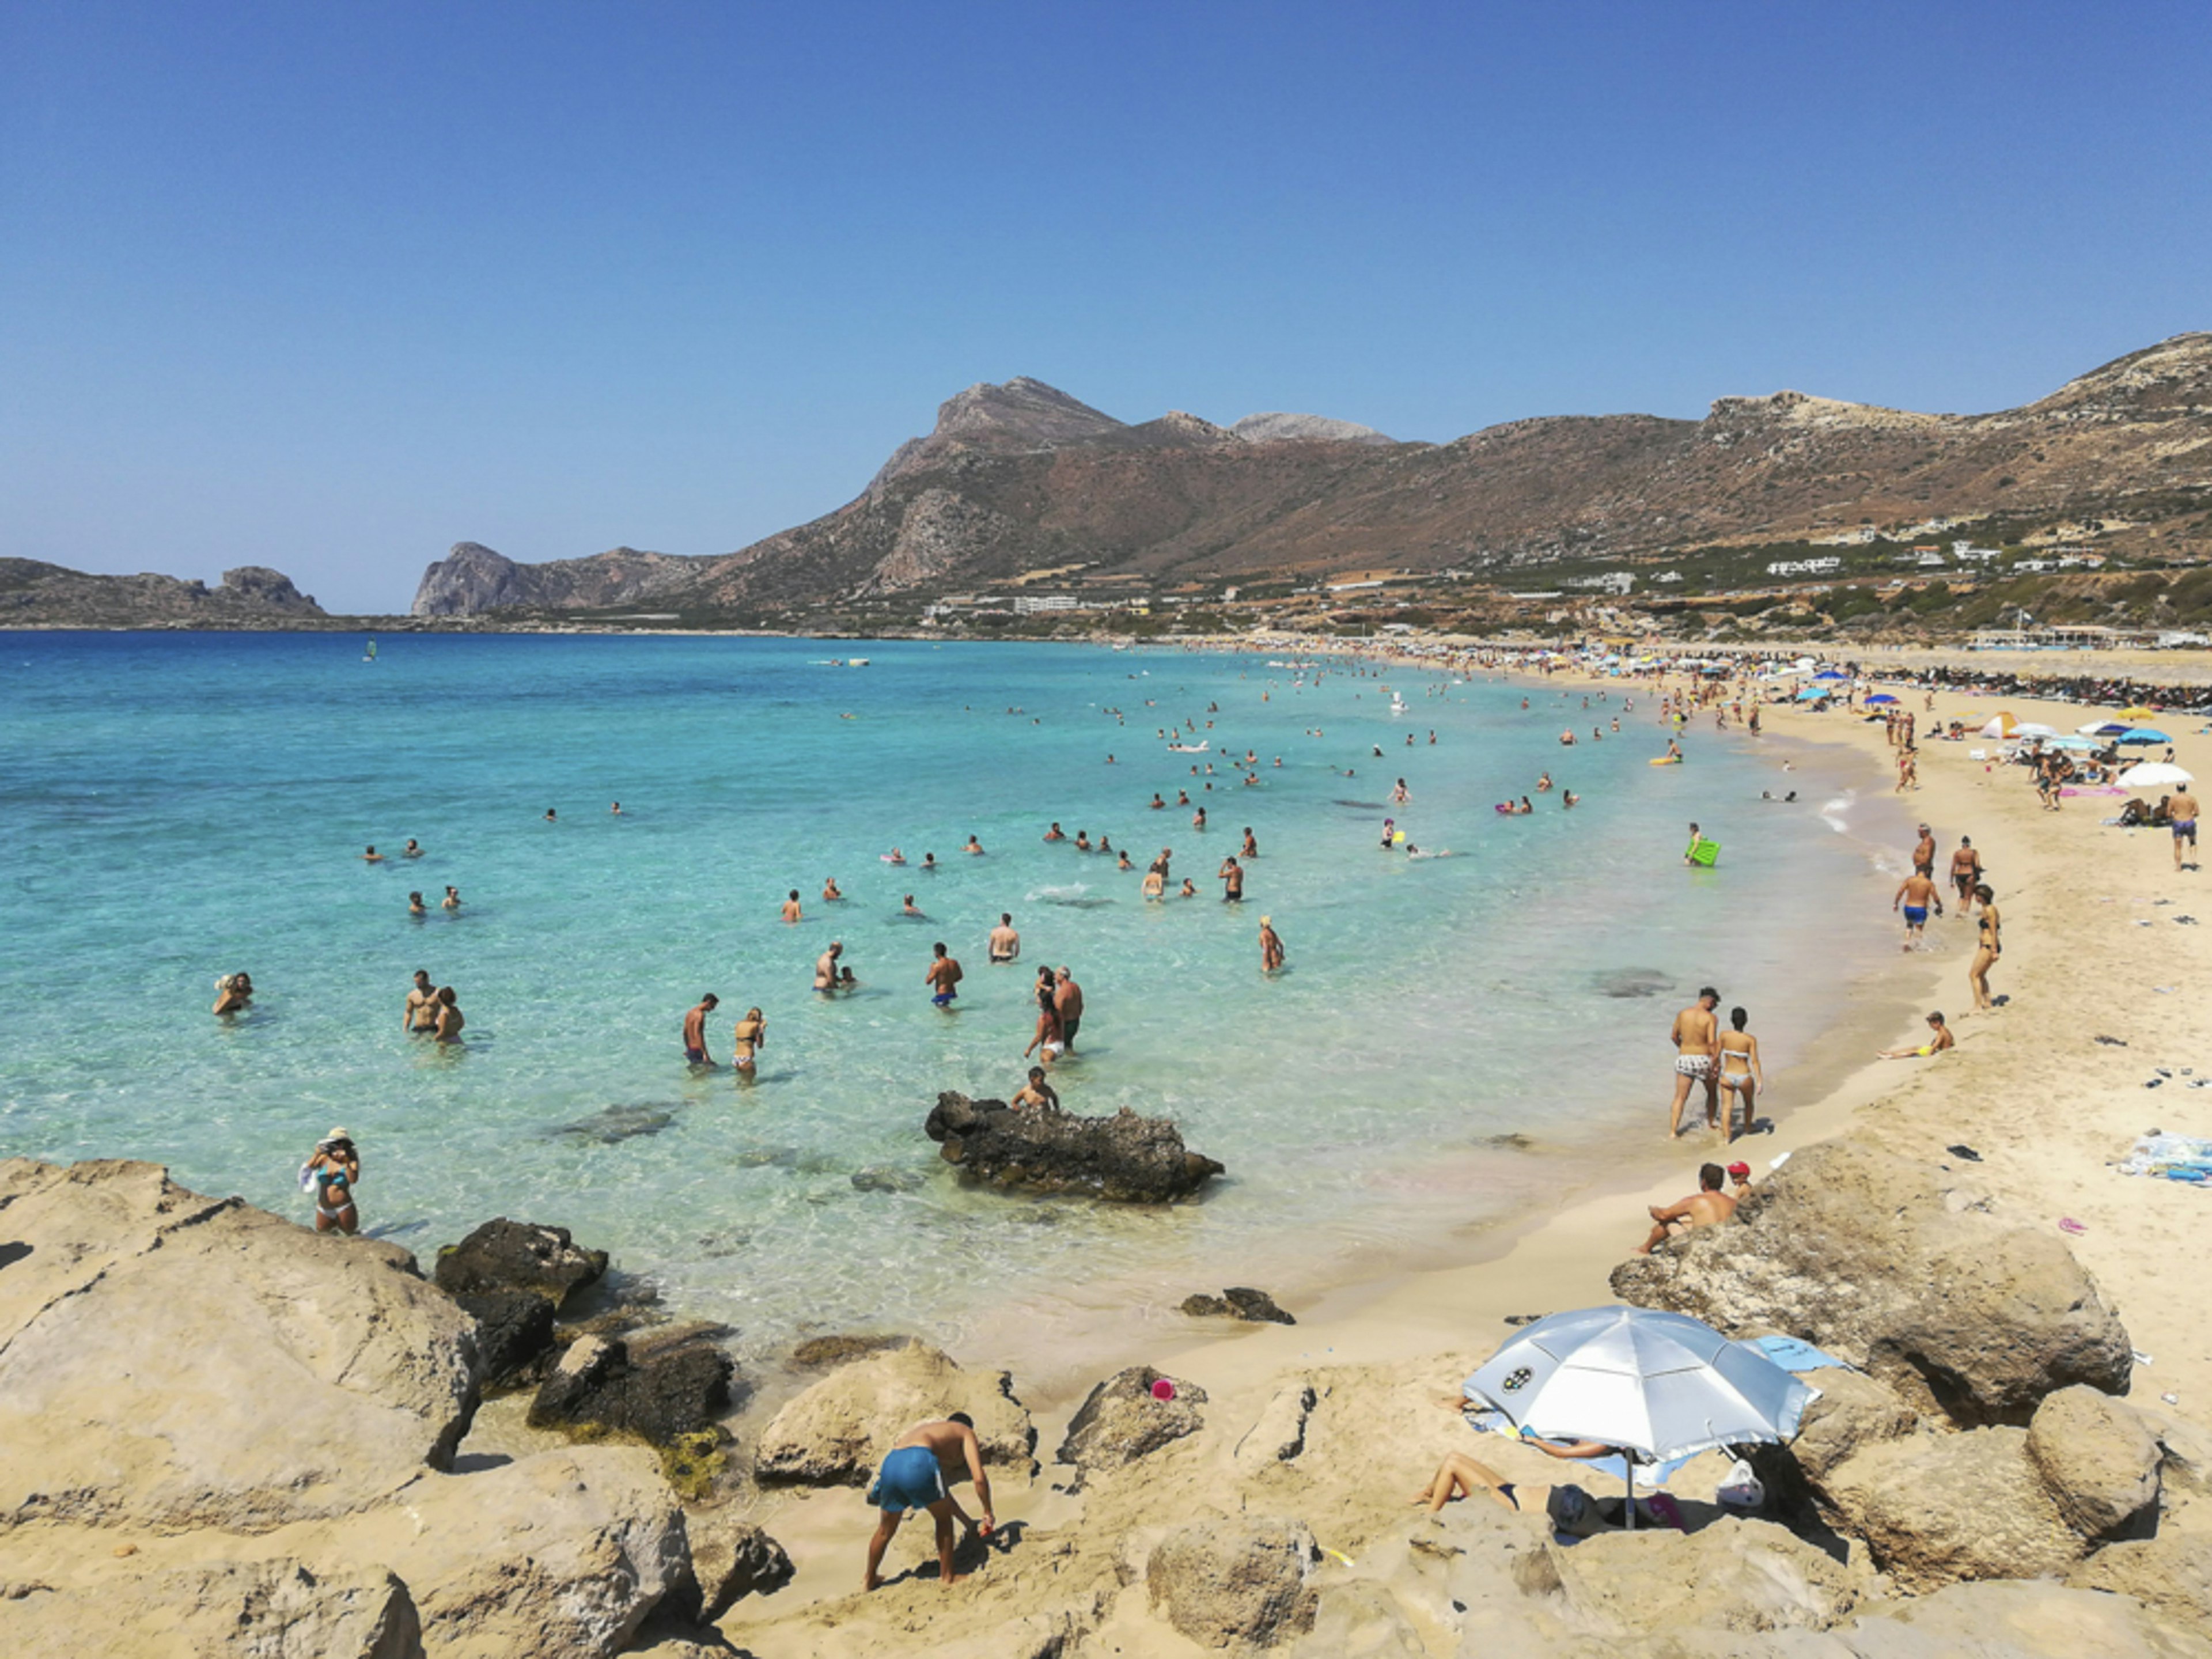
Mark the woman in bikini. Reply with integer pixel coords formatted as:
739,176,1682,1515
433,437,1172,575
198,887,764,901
1023,980,1063,1062
1969,886,2001,1012
305,1130,360,1234
213,972,254,1017
732,1007,766,1077
1715,1006,1766,1143
433,986,465,1043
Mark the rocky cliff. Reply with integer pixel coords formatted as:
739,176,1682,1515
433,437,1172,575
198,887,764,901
411,334,2212,618
1,560,327,627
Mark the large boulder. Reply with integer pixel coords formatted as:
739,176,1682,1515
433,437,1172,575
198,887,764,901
1783,1368,1925,1487
2028,1385,2163,1542
1183,1287,1296,1324
453,1289,559,1390
924,1092,1225,1203
527,1335,734,1446
754,1341,1035,1485
0,1158,479,1531
2069,1532,2212,1626
686,1514,794,1621
1147,1517,1319,1649
1539,1516,1867,1635
1819,1426,2088,1590
1058,1365,1210,1478
0,1561,422,1659
1610,1140,2132,1426
1849,1578,2212,1657
434,1218,607,1306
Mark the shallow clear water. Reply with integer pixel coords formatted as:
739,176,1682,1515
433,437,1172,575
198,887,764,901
1,633,1900,1361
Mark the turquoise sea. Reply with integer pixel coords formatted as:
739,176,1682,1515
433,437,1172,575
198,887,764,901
2,633,1904,1368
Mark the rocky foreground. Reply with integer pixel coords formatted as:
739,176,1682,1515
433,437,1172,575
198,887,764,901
3,1134,2210,1657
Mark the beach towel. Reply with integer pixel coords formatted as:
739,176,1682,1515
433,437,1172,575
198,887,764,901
2119,1134,2212,1183
1741,1334,1854,1373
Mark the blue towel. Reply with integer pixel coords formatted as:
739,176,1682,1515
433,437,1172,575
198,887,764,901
1745,1334,1853,1373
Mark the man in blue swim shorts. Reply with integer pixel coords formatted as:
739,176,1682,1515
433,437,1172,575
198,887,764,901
864,1413,996,1590
925,941,964,1007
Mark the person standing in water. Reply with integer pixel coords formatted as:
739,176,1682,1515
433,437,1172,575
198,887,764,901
1053,967,1084,1052
732,1007,766,1077
782,890,804,923
1667,987,1721,1137
925,942,963,1007
404,969,437,1032
1219,855,1245,902
1893,865,1943,949
988,913,1021,963
1259,915,1285,973
213,972,255,1017
683,994,718,1065
433,986,465,1043
1714,1006,1766,1143
304,1128,360,1235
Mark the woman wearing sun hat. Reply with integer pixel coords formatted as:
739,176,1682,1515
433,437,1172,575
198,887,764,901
302,1128,361,1234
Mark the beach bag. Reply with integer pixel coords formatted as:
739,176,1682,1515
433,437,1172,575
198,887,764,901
1546,1483,1607,1538
1716,1457,1765,1513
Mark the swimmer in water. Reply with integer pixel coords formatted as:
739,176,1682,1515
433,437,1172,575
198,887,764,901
783,890,804,923
886,847,907,865
924,942,963,1006
1177,877,1197,897
403,839,423,857
988,913,1020,963
1042,823,1065,843
1241,827,1257,857
815,942,844,991
823,876,844,901
213,971,254,1017
1142,866,1165,899
1117,848,1133,869
610,802,621,814
963,835,984,855
903,894,924,917
405,969,437,1033
433,986,464,1043
1012,1066,1059,1110
922,853,937,871
544,808,558,822
1259,915,1285,972
1149,794,1166,809
408,891,426,916
442,886,462,910
362,845,385,862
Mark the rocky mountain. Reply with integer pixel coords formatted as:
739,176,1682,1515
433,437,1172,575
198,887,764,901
0,561,328,627
413,335,2212,618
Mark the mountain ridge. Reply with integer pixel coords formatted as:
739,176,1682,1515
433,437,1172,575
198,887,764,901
399,332,2212,618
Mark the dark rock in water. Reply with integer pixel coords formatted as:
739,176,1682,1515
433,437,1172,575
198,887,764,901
435,1219,608,1309
1593,968,1674,999
1334,799,1389,809
455,1289,559,1389
1059,1365,1209,1479
528,1334,735,1446
790,1333,908,1370
1180,1287,1296,1325
552,1104,675,1144
924,1092,1224,1203
850,1166,925,1194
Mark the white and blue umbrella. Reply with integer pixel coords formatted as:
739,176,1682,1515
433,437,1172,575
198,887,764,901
2119,728,2172,745
1463,1305,1817,1531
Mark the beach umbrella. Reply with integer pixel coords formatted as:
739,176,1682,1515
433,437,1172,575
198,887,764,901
1864,693,1899,704
2078,721,2131,737
1463,1305,1817,1532
2120,706,2158,721
1794,685,1832,702
2047,734,2097,752
2118,728,2171,745
2120,762,2195,789
1980,713,2019,738
2013,722,2060,739
1815,669,1850,681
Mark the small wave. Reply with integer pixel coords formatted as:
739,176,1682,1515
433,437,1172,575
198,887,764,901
1819,790,1855,834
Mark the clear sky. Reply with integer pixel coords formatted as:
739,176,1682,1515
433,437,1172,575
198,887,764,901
4,1,2206,612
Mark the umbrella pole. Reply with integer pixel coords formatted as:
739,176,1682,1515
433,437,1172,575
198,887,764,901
1624,1460,1635,1532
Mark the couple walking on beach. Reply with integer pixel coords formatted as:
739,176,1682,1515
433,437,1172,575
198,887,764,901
1668,988,1764,1143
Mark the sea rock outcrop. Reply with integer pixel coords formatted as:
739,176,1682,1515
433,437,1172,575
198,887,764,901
924,1092,1225,1203
0,1158,478,1530
1057,1365,1210,1477
1146,1518,1319,1649
754,1340,1035,1485
1182,1286,1296,1324
1819,1427,2092,1590
454,1289,560,1389
0,1561,423,1659
2026,1384,2164,1542
435,1217,609,1305
1609,1140,2132,1425
527,1334,735,1446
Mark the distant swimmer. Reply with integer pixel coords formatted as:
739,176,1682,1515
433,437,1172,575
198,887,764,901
362,845,385,863
783,890,804,923
684,993,719,1065
1668,986,1721,1137
1075,830,1092,852
1107,753,1116,764
963,835,984,855
1053,967,1084,1051
1176,790,1190,806
1635,1163,1735,1255
1392,778,1411,804
433,986,464,1043
442,886,462,910
1177,877,1197,897
1878,1010,1954,1060
903,895,924,917
1534,773,1552,793
732,1007,766,1075
922,853,938,872
1142,866,1165,899
988,913,1021,963
1259,915,1285,973
544,808,558,822
1241,827,1258,857
824,876,844,901
213,971,254,1017
1024,980,1064,1060
404,969,438,1032
610,802,621,814
304,1128,361,1236
1043,823,1065,843
408,891,426,915
1099,834,1113,855
1153,847,1173,880
1219,855,1245,902
1665,737,1683,762
1011,1066,1058,1111
1149,794,1166,810
402,839,423,857
1562,791,1580,809
838,966,858,988
1560,730,1577,746
1894,865,1943,949
1117,849,1133,869
925,942,964,1006
815,942,844,991
1192,806,1207,830
886,847,907,865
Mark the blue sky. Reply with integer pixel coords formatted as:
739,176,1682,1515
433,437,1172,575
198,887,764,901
4,2,2206,612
